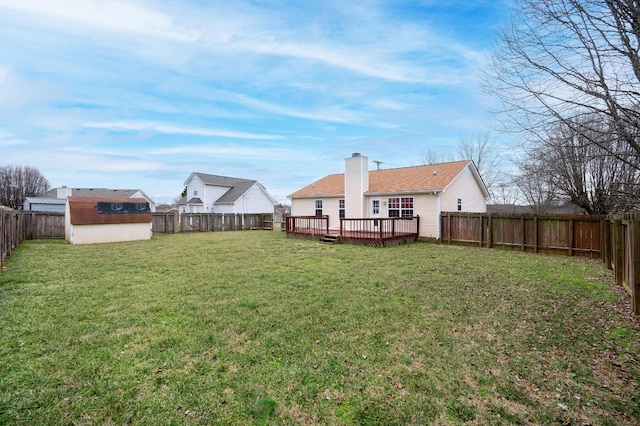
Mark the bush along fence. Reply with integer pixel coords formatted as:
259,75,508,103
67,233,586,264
440,212,640,314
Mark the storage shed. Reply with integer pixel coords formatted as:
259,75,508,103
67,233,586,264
23,197,67,213
65,197,152,244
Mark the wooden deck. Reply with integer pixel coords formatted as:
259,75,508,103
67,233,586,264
286,216,419,247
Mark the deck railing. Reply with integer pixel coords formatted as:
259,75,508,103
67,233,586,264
285,215,329,238
340,217,419,246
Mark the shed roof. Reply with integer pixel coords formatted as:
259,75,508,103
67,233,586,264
289,160,477,198
67,197,152,225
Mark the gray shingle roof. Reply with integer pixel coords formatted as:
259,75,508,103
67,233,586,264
193,173,257,204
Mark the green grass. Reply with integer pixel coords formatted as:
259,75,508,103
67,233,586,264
0,231,638,425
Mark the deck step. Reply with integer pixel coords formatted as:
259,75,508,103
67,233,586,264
319,235,340,245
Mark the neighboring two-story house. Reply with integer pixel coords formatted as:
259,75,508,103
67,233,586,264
178,172,277,214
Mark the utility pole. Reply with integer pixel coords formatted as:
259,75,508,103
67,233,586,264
373,160,383,170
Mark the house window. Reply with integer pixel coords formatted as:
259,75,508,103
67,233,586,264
457,198,462,211
194,190,198,196
339,199,345,219
388,197,413,217
315,200,323,216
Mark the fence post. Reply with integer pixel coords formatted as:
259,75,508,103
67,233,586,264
629,216,640,314
613,219,624,286
533,217,538,254
568,218,574,257
521,215,525,252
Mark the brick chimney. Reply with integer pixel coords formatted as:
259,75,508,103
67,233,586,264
344,153,369,218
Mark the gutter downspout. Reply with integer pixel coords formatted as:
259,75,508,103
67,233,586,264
436,192,441,240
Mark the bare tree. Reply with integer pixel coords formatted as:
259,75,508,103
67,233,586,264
492,179,522,206
420,149,448,166
421,132,504,201
512,115,639,213
456,132,502,198
542,117,639,213
0,165,50,209
514,156,561,215
484,0,640,171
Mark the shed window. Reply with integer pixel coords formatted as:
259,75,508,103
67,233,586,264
388,197,413,217
315,200,323,216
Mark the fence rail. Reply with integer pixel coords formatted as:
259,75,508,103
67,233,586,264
340,217,420,247
285,215,329,238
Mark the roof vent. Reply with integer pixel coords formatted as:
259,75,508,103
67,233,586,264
433,170,437,176
352,152,361,157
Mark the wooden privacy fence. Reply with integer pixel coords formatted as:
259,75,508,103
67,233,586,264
440,212,603,258
602,212,640,313
151,212,179,234
1,211,65,269
177,213,274,233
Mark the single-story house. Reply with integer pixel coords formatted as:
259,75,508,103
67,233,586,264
288,153,489,240
23,197,67,213
46,187,156,212
178,172,277,214
65,197,152,244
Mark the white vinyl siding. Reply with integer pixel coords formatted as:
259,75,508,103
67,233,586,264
440,167,487,213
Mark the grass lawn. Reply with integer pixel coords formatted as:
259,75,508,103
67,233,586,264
0,231,638,425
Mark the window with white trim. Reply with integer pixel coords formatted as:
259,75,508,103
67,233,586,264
388,197,413,217
339,199,345,218
457,198,462,211
315,200,323,216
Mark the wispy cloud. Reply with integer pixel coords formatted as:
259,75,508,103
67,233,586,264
0,0,510,202
83,121,282,140
151,145,298,161
0,0,190,42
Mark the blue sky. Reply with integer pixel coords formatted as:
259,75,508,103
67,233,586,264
0,0,511,204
